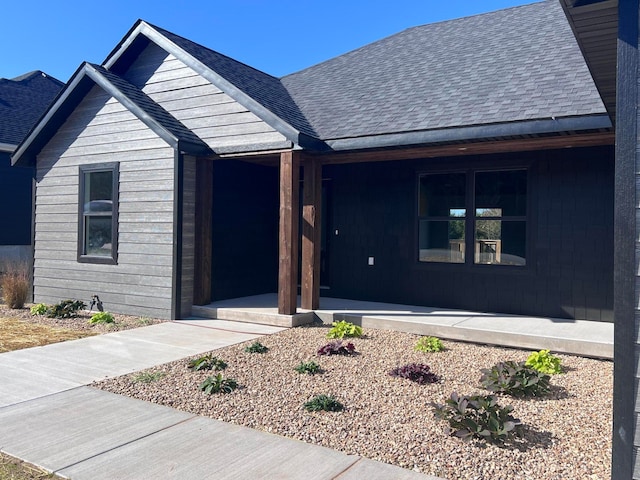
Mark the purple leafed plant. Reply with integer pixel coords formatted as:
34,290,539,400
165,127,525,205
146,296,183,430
317,340,356,356
389,363,440,384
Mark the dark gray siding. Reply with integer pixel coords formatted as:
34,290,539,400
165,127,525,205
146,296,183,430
122,43,291,154
323,146,614,321
0,151,32,246
33,85,177,319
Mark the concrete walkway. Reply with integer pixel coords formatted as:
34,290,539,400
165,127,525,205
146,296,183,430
0,320,437,480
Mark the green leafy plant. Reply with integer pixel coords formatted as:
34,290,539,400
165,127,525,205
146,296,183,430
30,303,48,315
303,394,344,412
1,262,30,309
47,299,86,319
480,361,551,397
188,354,227,372
431,392,523,444
389,363,440,384
317,340,356,356
132,371,165,383
525,349,562,375
414,336,445,353
200,373,238,394
88,311,115,324
244,341,269,353
326,320,363,339
294,360,322,375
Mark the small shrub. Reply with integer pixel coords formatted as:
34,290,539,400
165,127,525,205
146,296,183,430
317,340,356,356
432,392,523,444
326,320,363,339
200,373,238,394
244,341,268,354
188,354,227,372
88,311,115,324
47,299,86,319
30,303,48,316
303,394,344,412
1,262,30,309
414,336,445,353
480,360,551,397
389,363,440,384
525,349,562,375
132,371,165,383
294,360,321,375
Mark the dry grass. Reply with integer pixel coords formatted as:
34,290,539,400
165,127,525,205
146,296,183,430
0,316,95,353
0,262,30,310
0,453,56,480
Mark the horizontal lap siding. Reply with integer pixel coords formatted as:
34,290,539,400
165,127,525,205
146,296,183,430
122,43,291,153
33,85,176,319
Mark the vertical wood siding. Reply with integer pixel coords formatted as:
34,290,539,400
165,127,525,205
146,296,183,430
323,146,614,321
122,43,291,153
33,85,176,319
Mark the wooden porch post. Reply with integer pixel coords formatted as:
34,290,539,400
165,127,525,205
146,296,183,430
301,158,322,310
278,150,300,315
193,158,213,305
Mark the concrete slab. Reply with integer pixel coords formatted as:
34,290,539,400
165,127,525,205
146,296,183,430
0,387,195,472
196,294,612,358
59,415,358,480
0,362,81,407
175,318,286,335
338,458,441,480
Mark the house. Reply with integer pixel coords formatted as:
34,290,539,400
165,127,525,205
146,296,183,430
0,71,63,264
11,0,615,323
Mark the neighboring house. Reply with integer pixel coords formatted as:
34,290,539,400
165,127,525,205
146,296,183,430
12,0,615,322
0,71,63,263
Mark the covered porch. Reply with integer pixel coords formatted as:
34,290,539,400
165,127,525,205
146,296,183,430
190,293,613,360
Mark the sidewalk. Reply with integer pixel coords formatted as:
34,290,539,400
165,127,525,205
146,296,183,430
0,320,438,480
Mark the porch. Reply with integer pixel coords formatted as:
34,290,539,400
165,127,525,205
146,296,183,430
190,294,613,359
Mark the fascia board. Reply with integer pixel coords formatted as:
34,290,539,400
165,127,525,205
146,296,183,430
0,143,17,153
325,115,613,151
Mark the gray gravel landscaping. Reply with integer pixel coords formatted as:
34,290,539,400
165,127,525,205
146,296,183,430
94,324,612,480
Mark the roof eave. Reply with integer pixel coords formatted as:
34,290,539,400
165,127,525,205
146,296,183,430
0,142,17,153
324,115,613,151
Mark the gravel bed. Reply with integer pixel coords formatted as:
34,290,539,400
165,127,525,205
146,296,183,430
0,304,164,333
94,325,612,480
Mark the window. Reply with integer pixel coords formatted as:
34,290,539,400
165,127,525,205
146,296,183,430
78,163,118,264
418,173,466,263
418,168,527,266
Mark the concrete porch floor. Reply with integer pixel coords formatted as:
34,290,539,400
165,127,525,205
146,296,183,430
190,294,613,359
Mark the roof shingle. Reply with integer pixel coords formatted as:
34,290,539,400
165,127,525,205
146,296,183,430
0,71,63,145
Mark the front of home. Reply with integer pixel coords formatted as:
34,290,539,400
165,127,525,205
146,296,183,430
12,0,615,322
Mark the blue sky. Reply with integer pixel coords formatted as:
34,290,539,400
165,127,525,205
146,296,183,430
3,0,538,83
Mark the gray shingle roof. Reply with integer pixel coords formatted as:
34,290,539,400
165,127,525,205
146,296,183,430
281,0,607,141
0,71,63,145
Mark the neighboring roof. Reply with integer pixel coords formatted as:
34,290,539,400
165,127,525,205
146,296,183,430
0,71,63,147
282,0,609,146
13,63,210,165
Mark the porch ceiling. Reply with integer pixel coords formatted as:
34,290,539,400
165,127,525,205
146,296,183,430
559,0,618,122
